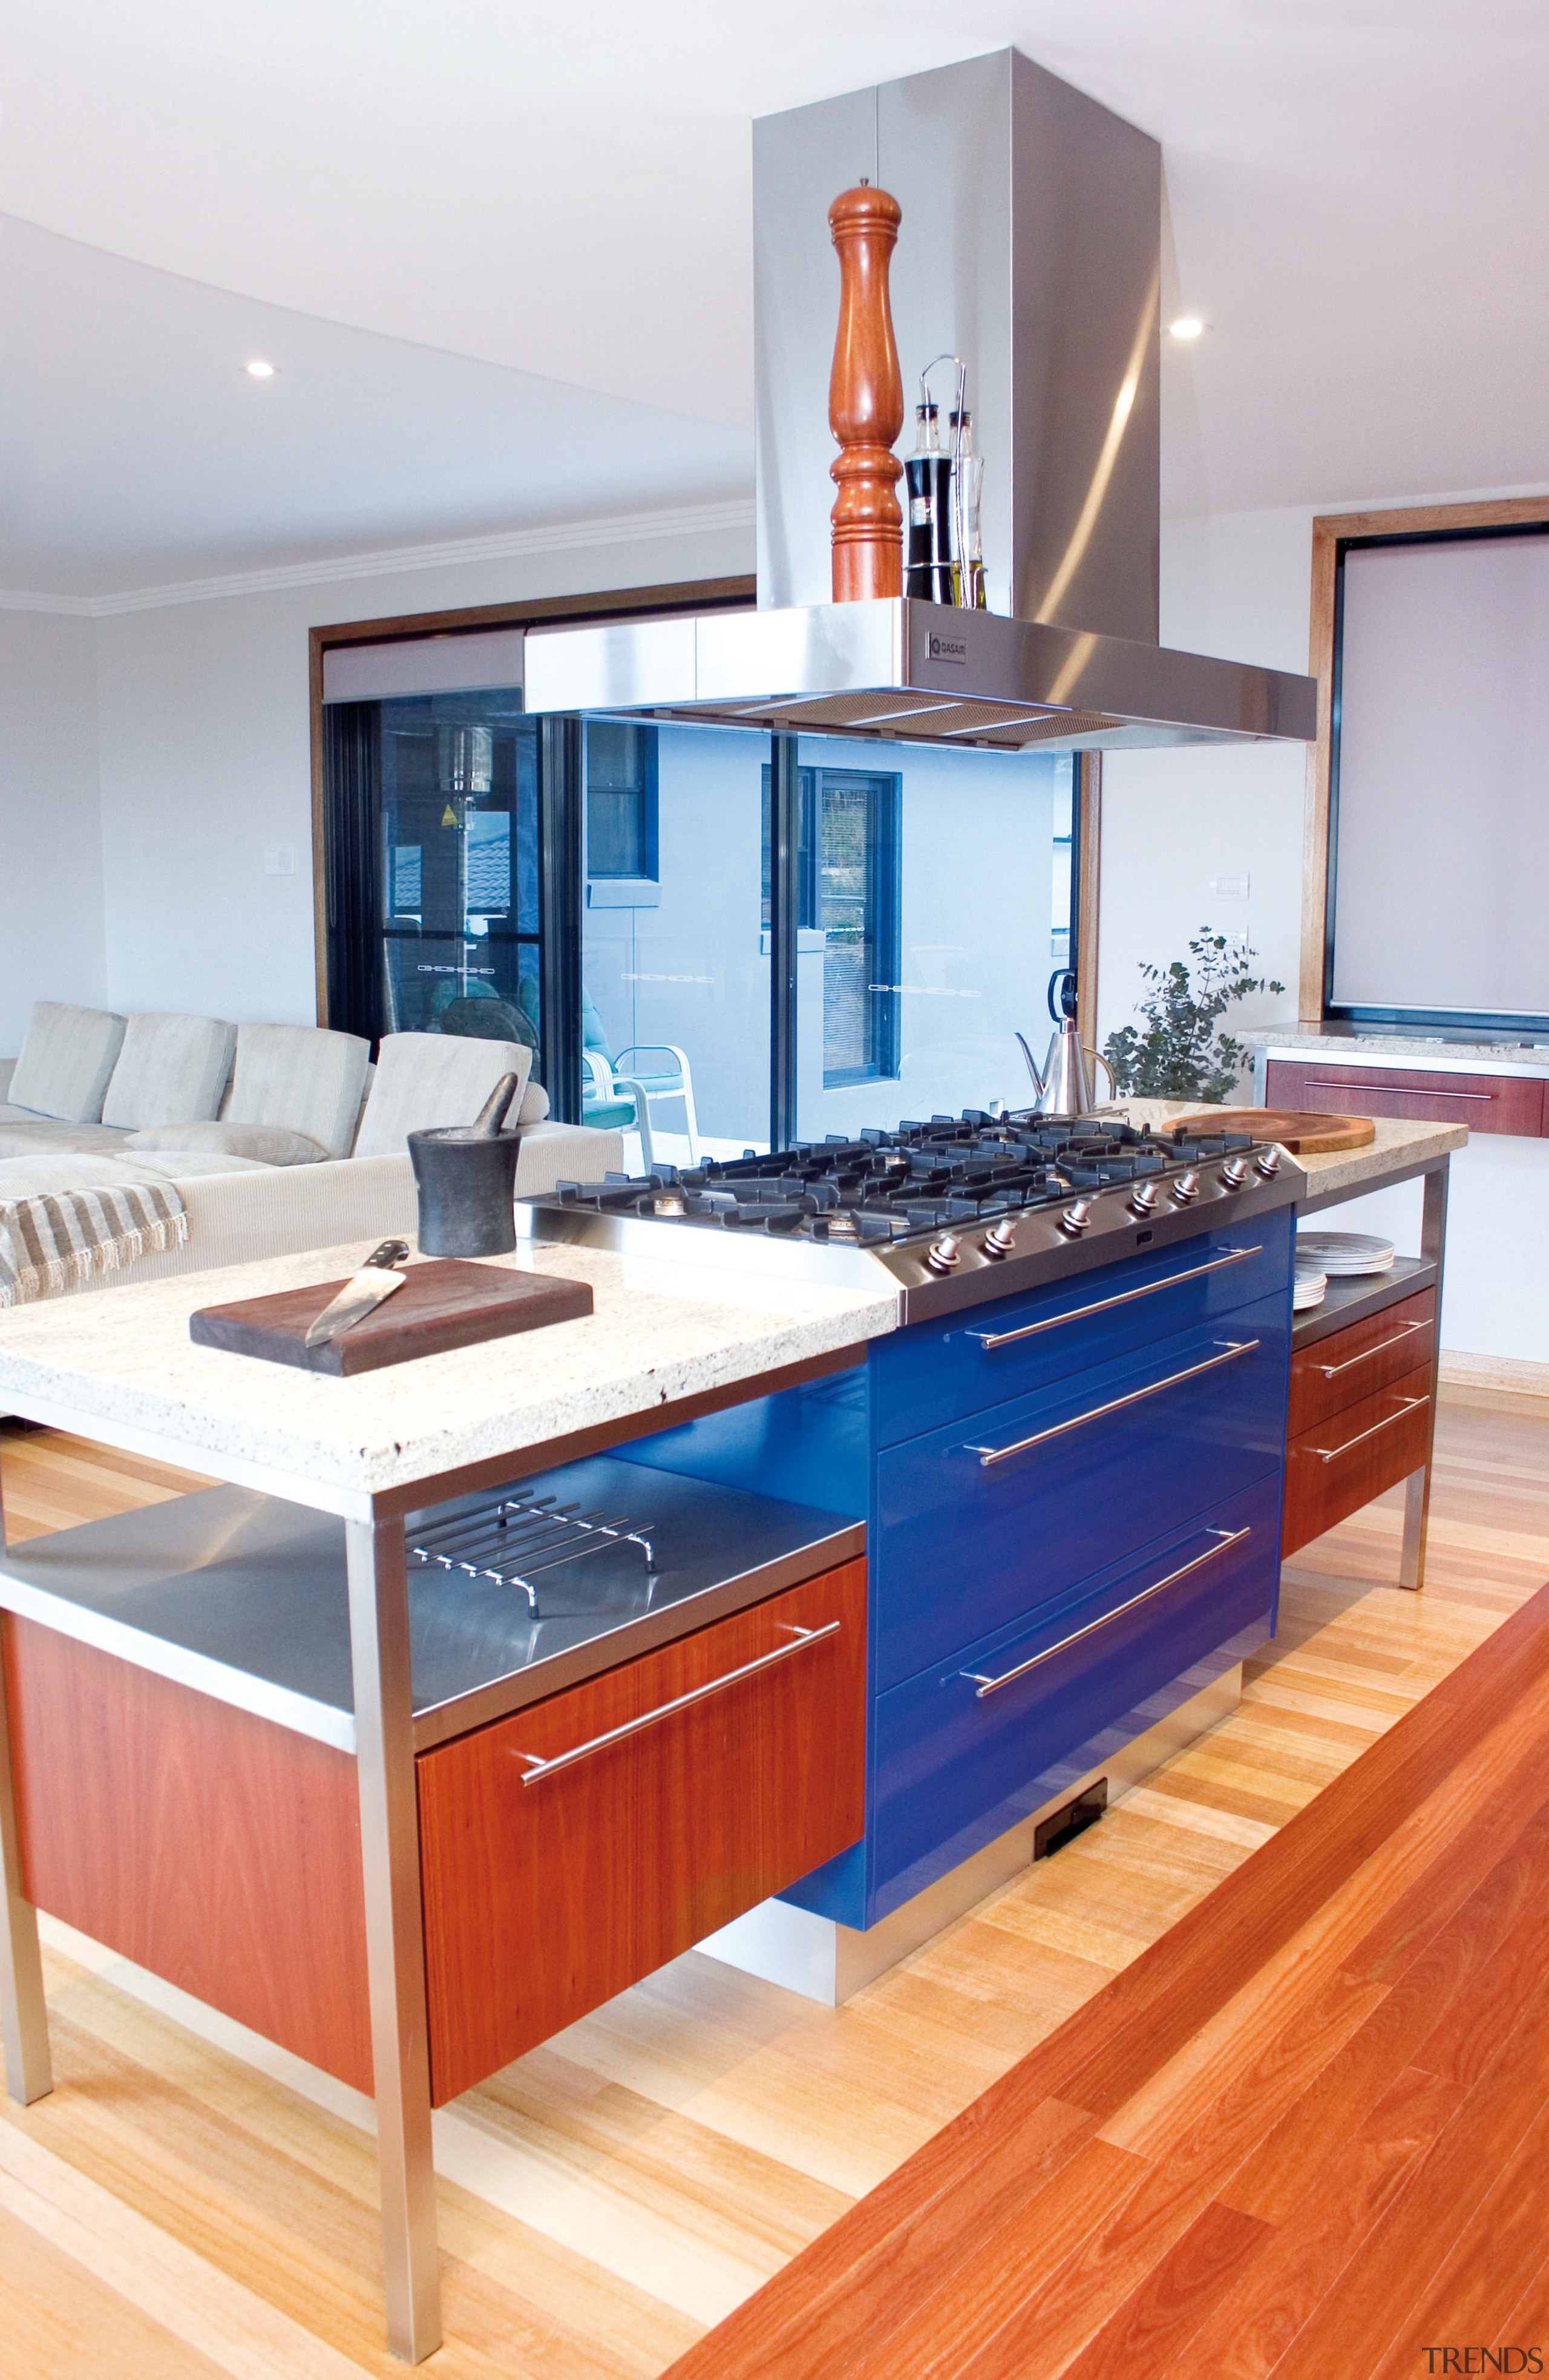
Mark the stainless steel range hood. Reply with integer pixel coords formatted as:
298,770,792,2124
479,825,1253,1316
523,597,1312,753
524,50,1317,755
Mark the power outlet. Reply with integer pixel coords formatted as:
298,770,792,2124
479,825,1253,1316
264,845,296,876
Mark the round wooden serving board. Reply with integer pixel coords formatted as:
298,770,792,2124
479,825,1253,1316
1168,1106,1376,1153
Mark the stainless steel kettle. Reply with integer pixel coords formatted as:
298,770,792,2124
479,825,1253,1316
1016,970,1118,1117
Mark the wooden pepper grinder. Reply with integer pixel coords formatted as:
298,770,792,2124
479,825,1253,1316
828,182,904,602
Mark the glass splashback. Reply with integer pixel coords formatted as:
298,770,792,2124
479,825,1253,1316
581,722,771,1163
793,733,1064,1142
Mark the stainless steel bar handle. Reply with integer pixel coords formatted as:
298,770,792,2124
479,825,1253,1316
1315,1320,1426,1379
514,1621,840,1785
1306,1079,1492,1102
1308,1397,1428,1464
961,1526,1252,1700
967,1246,1263,1350
964,1340,1260,1468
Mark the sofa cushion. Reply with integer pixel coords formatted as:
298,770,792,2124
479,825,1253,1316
518,1079,550,1124
101,1012,236,1130
353,1033,532,1159
8,1002,128,1123
125,1120,329,1167
0,1113,131,1160
224,1023,371,1158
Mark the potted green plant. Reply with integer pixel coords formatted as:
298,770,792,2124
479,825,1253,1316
1102,930,1285,1103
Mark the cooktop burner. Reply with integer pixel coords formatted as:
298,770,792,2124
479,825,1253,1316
548,1111,1262,1245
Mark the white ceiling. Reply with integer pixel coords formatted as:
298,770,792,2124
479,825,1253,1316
4,1,1547,597
0,217,753,597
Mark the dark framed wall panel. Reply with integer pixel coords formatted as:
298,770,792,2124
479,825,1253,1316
1301,499,1549,1023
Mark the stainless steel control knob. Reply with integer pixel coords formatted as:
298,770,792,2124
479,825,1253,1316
1221,1156,1250,1188
926,1233,961,1273
1254,1146,1282,1178
1128,1180,1158,1216
981,1218,1018,1258
1173,1170,1200,1204
1058,1198,1093,1238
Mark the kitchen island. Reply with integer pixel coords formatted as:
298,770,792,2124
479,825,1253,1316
0,1246,891,2364
0,1115,1459,2361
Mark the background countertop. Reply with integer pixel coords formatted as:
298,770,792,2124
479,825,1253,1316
1240,1025,1549,1074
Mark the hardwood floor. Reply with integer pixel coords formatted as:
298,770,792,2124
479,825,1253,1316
0,1403,1546,2377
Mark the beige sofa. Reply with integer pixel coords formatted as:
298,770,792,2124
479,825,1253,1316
0,1005,620,1300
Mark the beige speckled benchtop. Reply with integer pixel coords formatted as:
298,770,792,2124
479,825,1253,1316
1119,1100,1465,1205
0,1244,896,1517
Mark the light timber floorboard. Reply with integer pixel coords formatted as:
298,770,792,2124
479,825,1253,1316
0,1403,1546,2376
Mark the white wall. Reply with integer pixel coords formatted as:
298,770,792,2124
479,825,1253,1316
1100,480,1549,1365
91,519,753,1027
1095,505,1314,1062
0,608,105,1055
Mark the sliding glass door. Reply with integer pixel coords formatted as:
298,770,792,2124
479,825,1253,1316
323,686,543,1074
324,692,1079,1165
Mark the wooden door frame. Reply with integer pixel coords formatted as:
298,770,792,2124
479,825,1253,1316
308,575,755,1025
1300,495,1549,1020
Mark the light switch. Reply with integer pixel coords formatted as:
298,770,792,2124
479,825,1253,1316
1209,874,1249,899
264,845,296,876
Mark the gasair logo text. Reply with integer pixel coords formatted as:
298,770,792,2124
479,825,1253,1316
928,634,969,663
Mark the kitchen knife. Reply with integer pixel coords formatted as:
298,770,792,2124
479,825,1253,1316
303,1239,411,1349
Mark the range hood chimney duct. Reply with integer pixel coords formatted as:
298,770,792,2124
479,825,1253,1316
755,49,1162,640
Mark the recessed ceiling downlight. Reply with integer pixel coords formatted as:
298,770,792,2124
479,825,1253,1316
244,359,277,378
1168,316,1205,341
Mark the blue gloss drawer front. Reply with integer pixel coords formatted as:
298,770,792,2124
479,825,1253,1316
869,1475,1280,1916
872,1289,1289,1693
871,1208,1294,1448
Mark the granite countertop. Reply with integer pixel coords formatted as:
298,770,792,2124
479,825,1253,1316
1119,1098,1465,1202
0,1242,895,1511
1241,1025,1549,1072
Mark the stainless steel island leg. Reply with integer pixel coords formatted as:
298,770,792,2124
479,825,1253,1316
1399,1159,1450,1593
346,1513,441,2362
0,1456,52,2103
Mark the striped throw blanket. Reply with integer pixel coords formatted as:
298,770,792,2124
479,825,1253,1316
0,1179,189,1306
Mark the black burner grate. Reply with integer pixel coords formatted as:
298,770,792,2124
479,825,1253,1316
547,1111,1262,1247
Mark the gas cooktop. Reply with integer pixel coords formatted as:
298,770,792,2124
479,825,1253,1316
525,1111,1306,1324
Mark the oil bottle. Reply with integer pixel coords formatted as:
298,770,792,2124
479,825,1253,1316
903,398,954,605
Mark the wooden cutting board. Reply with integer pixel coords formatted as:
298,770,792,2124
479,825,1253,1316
189,1259,594,1376
1168,1106,1376,1153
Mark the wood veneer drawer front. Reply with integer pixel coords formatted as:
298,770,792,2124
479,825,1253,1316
1282,1362,1432,1556
417,1558,867,2103
1265,1057,1543,1136
2,1616,373,2093
1288,1289,1436,1435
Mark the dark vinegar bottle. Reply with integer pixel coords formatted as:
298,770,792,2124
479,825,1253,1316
904,401,954,603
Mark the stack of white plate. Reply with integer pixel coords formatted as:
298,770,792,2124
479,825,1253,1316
1296,1230,1395,1277
1294,1265,1328,1311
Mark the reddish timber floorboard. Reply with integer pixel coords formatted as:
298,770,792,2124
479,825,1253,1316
663,1576,1549,2380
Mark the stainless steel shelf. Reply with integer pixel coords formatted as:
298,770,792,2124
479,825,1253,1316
1291,1256,1437,1352
0,1454,862,1753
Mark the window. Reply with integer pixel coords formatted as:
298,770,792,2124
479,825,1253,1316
585,722,658,883
762,764,902,1087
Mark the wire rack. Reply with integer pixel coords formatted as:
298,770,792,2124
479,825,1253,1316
408,1491,656,1618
